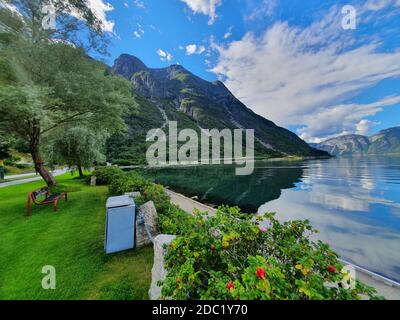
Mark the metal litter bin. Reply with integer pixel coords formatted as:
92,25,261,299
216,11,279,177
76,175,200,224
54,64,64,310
105,195,136,254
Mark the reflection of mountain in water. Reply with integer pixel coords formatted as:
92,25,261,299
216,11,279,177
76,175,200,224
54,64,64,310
140,161,303,212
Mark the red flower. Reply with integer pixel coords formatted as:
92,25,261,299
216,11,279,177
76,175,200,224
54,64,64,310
256,267,266,279
328,265,336,273
226,281,234,291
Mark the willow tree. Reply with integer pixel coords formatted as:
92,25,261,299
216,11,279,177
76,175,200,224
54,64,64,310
44,126,108,177
0,1,132,186
0,39,132,185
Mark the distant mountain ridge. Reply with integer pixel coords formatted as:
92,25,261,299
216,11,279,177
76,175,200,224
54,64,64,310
107,54,328,164
314,127,400,156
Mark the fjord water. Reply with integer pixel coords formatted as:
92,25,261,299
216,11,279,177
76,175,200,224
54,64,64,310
141,156,400,282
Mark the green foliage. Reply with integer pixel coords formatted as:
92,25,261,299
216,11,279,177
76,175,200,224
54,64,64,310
0,135,12,160
108,171,152,196
43,126,108,173
106,94,164,165
140,183,172,213
1,0,111,53
0,35,134,185
91,166,124,185
173,73,189,82
161,207,382,300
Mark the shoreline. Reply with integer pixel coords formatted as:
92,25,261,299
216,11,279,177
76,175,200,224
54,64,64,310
118,155,332,170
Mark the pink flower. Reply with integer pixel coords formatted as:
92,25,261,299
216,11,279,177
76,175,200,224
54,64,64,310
259,226,267,233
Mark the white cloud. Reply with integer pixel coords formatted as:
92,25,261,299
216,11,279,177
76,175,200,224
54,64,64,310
157,49,173,62
185,44,206,55
364,0,399,10
356,119,380,136
246,0,277,21
211,6,400,141
133,0,146,9
86,0,115,32
133,23,144,38
180,0,222,25
224,26,233,39
298,96,400,142
0,0,18,13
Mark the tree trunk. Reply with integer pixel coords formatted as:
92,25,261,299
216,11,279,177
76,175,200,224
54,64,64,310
30,142,57,187
78,165,84,177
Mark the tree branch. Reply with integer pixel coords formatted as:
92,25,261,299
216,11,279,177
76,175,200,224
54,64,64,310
41,110,92,135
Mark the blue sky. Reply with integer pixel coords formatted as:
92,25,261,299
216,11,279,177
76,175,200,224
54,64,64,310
89,0,400,142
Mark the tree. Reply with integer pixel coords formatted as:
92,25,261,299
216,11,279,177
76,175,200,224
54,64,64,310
44,126,108,177
0,39,133,185
0,135,12,160
0,0,124,185
1,0,110,53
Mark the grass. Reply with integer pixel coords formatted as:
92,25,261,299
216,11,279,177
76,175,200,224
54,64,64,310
0,173,153,300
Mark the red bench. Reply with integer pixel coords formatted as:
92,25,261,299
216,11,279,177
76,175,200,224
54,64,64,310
26,187,67,217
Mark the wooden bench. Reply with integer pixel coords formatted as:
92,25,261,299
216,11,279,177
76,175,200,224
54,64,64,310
26,187,67,217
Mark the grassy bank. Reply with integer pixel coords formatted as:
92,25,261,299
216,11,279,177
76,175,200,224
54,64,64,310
0,173,153,300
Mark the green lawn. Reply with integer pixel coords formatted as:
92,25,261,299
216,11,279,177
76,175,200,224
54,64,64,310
0,173,153,300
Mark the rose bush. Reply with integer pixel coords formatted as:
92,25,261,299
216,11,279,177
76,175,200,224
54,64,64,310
161,206,381,300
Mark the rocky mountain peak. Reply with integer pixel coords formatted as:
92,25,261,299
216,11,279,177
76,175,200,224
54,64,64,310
112,54,148,80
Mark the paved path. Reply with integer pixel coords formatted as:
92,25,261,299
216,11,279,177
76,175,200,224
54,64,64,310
5,172,37,179
0,169,67,188
165,189,217,216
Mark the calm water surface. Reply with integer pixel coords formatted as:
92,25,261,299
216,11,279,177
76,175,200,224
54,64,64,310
140,156,400,282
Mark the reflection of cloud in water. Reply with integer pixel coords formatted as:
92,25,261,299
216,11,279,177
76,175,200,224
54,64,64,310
309,189,369,212
360,177,376,190
258,156,400,282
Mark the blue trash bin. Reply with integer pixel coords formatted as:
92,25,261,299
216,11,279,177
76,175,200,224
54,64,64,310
105,195,136,254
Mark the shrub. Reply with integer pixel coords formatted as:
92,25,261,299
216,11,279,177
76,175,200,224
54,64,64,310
161,207,381,300
108,171,151,195
3,159,14,166
158,204,197,235
141,183,171,213
91,166,124,185
16,163,29,169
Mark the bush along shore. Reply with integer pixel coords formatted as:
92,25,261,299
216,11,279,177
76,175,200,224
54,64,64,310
92,166,383,300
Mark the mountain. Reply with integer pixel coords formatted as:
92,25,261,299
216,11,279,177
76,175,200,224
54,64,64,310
107,54,328,165
314,127,400,156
